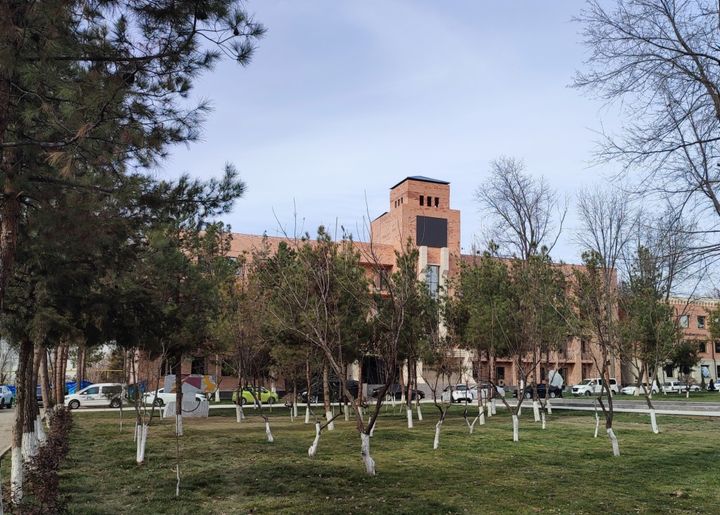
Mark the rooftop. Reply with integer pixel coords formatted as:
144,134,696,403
390,176,450,190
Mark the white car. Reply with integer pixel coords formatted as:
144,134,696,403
661,381,701,394
0,386,15,409
142,388,206,407
440,384,477,403
572,378,619,396
65,383,123,409
620,383,659,396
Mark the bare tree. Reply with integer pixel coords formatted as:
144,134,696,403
573,187,637,456
575,0,720,263
0,339,16,384
475,157,567,260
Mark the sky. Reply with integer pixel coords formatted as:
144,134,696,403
160,0,624,264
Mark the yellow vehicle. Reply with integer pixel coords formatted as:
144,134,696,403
231,386,277,405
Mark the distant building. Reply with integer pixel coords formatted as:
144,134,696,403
668,297,719,385
150,177,616,394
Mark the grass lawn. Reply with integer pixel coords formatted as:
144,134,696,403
6,406,720,514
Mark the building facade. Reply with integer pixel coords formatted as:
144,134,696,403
668,297,720,385
166,177,617,394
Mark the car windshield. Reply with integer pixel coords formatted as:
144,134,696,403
580,379,593,385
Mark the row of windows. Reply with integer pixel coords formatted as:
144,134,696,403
393,197,405,208
678,314,706,329
419,195,440,208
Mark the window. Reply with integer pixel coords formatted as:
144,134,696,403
496,366,505,381
84,387,100,395
581,339,589,354
717,365,720,379
191,356,205,375
434,197,439,207
698,341,706,353
426,265,440,297
664,364,674,378
416,216,448,247
697,316,706,329
679,315,689,328
715,341,720,354
419,195,424,206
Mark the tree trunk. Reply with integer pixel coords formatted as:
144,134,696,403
39,349,53,415
76,344,86,392
0,176,19,312
11,339,32,505
175,351,183,436
357,359,364,405
322,363,333,430
305,359,311,424
360,433,376,475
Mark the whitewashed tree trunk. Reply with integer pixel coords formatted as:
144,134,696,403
491,399,496,415
293,402,298,418
236,405,244,423
649,409,659,434
136,424,148,464
304,405,310,424
532,401,540,422
361,433,376,476
416,404,423,421
541,411,546,430
516,404,521,417
512,414,519,442
265,421,274,443
369,420,376,437
10,448,22,505
326,410,334,431
308,422,321,457
215,389,220,403
478,410,485,426
175,464,180,497
175,414,183,436
406,408,413,429
467,416,479,434
35,418,46,444
607,427,620,456
344,404,350,421
546,399,552,414
594,412,600,438
433,421,442,449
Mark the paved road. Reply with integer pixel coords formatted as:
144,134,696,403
0,408,14,451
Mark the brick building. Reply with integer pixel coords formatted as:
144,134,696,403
165,176,618,394
667,297,720,385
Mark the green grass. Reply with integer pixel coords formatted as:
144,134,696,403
5,406,720,514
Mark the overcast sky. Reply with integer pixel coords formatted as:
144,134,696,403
160,0,624,263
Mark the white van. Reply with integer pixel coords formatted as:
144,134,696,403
64,383,123,409
572,377,619,396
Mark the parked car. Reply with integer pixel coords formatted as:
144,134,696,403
620,383,659,396
571,378,619,396
440,384,477,403
513,383,563,399
300,380,359,403
661,381,701,394
0,385,15,409
370,384,425,400
64,383,123,409
232,386,279,405
142,388,206,407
